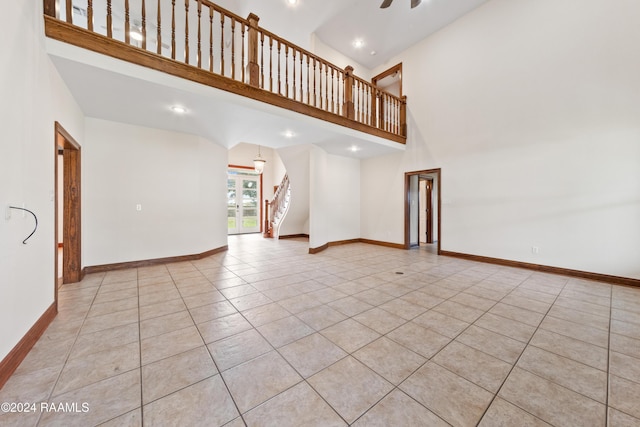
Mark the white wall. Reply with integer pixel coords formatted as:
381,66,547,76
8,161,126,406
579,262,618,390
326,154,361,243
83,119,228,266
362,0,640,279
310,34,373,80
0,0,84,360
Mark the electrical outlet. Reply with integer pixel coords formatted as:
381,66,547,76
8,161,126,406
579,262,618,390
136,204,142,211
531,246,539,254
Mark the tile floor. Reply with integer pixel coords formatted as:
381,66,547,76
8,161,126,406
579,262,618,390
1,235,640,426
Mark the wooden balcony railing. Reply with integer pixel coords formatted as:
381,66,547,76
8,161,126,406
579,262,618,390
43,0,406,143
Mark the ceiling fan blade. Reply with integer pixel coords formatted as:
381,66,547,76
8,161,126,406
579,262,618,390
411,0,422,8
380,0,393,8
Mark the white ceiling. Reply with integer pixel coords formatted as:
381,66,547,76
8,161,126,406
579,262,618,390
213,0,489,70
47,0,488,159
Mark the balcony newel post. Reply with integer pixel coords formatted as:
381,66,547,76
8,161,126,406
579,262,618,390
247,13,260,87
263,199,270,237
400,95,407,137
343,66,355,120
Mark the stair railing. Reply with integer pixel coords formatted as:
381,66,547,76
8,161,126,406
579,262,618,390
264,173,289,238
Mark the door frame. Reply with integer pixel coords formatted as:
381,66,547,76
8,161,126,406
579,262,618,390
54,122,82,303
404,168,441,253
372,63,403,97
424,178,434,244
228,165,263,234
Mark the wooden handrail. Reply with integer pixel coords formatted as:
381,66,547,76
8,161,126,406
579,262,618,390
43,0,407,142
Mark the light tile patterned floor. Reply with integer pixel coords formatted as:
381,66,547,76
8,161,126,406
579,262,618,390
2,235,640,426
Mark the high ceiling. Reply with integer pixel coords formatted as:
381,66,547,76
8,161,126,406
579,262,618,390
212,0,489,70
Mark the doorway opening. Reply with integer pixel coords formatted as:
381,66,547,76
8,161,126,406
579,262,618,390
227,166,263,235
54,122,82,304
405,168,441,254
372,63,402,97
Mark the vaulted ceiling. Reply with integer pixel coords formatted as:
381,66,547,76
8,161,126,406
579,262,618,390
212,0,488,70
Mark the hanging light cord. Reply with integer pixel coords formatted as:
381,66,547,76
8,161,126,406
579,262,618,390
9,206,38,244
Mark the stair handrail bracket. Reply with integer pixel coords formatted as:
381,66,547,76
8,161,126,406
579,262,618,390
43,0,406,143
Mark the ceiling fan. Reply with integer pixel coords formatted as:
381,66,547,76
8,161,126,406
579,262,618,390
380,0,422,8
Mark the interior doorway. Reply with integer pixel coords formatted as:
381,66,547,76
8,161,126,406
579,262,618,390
227,166,263,235
55,122,82,300
372,63,402,97
405,168,441,253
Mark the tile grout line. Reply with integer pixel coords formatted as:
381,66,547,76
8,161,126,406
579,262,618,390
34,273,106,427
474,275,572,426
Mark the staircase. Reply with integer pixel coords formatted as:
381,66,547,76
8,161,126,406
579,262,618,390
264,174,290,238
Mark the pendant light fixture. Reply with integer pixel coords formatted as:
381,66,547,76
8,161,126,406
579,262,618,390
254,145,266,174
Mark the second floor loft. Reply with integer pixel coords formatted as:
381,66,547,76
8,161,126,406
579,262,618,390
43,0,407,146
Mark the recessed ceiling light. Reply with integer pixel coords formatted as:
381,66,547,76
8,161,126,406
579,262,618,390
370,50,377,56
130,31,143,41
171,105,187,114
349,145,361,152
352,39,365,49
284,130,295,138
287,0,298,5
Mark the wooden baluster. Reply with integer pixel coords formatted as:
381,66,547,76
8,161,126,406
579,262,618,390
285,45,289,98
277,41,281,95
220,14,225,75
171,0,176,59
312,58,317,107
331,68,335,113
378,91,384,130
209,7,214,72
87,0,93,31
197,0,202,67
184,0,189,64
306,56,310,105
343,66,354,119
364,85,368,124
66,0,73,24
394,98,398,134
156,0,162,54
359,82,364,123
292,49,296,100
260,33,265,88
400,95,407,137
241,23,246,82
269,38,274,92
124,0,130,44
246,14,260,86
141,0,147,50
231,18,236,79
299,53,303,102
106,0,112,37
240,22,248,83
396,98,400,134
359,83,363,123
356,80,360,121
324,64,328,111
370,87,377,128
